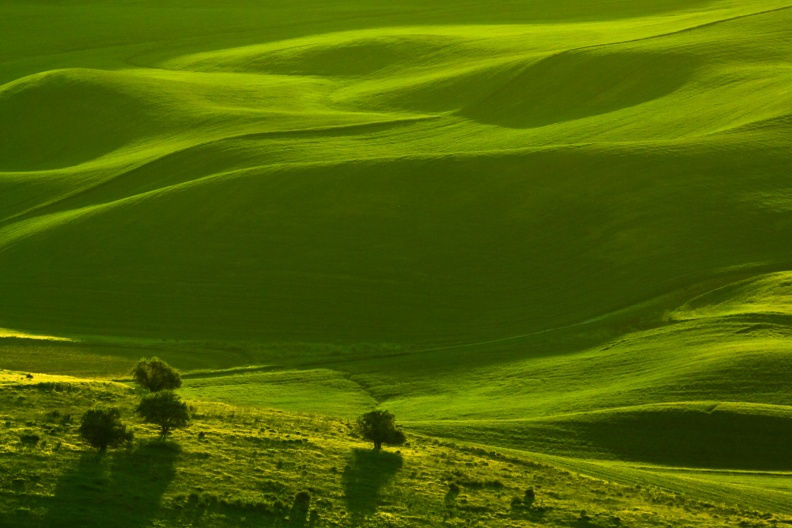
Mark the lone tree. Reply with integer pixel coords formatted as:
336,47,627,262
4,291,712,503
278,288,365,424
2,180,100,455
78,408,134,452
357,410,406,450
131,357,182,393
136,391,190,441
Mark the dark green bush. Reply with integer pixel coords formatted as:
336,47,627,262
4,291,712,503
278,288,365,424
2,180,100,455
131,357,182,393
356,410,406,450
19,433,40,446
293,491,311,509
136,391,190,440
524,486,536,506
78,408,133,451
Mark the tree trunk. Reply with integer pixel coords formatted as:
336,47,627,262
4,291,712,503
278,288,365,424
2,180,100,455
374,441,382,450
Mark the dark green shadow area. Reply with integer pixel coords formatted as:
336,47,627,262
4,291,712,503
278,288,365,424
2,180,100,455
38,442,179,528
285,494,319,528
575,406,792,471
462,51,699,129
342,448,403,518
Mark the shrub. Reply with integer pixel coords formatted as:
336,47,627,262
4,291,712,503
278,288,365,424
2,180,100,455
19,433,41,447
524,486,536,506
78,408,133,451
136,391,190,440
131,357,182,393
294,491,311,509
356,410,406,450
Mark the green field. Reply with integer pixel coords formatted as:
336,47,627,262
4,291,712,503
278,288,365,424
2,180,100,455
2,0,792,526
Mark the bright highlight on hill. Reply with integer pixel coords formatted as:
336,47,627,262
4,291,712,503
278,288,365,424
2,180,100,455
1,0,792,525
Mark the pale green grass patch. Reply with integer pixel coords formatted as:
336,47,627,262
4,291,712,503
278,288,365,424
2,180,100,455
181,369,376,418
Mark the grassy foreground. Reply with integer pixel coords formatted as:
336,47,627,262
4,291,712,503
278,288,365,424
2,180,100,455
2,374,789,528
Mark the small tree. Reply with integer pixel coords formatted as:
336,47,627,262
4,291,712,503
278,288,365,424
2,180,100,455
78,408,133,452
131,357,182,393
136,391,190,441
357,410,406,450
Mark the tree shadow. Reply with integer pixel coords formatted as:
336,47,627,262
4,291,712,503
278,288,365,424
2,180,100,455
287,505,309,528
285,492,313,528
342,448,403,518
444,487,460,505
40,442,179,528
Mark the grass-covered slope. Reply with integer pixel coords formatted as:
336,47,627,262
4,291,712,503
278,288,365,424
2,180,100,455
2,0,792,343
2,374,790,527
411,402,792,469
2,0,792,522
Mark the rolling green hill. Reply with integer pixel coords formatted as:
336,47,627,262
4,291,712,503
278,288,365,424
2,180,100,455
2,0,791,525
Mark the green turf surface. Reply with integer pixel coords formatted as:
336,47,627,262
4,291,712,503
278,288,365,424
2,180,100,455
4,376,791,526
2,0,792,524
180,369,376,418
3,0,792,343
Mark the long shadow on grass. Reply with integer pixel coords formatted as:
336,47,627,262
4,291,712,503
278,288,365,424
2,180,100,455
40,442,179,528
573,407,792,470
342,448,403,518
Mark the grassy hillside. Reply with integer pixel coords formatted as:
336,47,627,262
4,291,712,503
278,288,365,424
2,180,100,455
2,374,790,527
2,0,792,343
2,0,792,524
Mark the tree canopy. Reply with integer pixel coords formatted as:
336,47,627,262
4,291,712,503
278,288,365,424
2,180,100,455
78,408,133,451
131,357,182,393
136,391,190,440
357,410,406,450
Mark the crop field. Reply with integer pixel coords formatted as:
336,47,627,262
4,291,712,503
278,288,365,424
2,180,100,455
1,0,791,526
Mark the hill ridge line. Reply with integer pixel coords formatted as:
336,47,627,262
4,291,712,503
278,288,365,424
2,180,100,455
467,3,792,113
571,2,792,53
5,125,773,231
5,128,787,252
0,114,442,227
